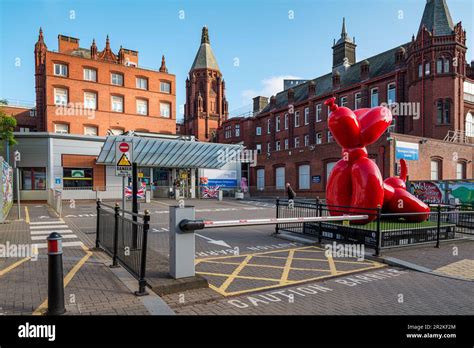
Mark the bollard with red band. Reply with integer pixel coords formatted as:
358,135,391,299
47,232,65,315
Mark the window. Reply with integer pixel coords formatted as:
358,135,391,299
418,64,423,78
316,133,322,144
298,164,310,190
276,115,280,132
267,119,271,134
111,73,124,86
456,162,466,179
110,128,124,135
160,102,171,118
326,162,337,185
437,59,443,74
370,88,379,107
444,100,450,124
257,169,265,191
294,111,300,127
83,68,97,82
235,124,240,137
136,77,148,90
294,137,300,148
111,96,124,112
84,92,97,110
54,123,69,134
256,144,262,154
84,126,98,136
136,99,148,115
54,88,68,106
354,93,362,109
54,63,68,77
316,104,322,122
304,134,309,147
275,140,281,151
225,126,232,139
340,96,347,107
430,160,441,180
267,142,271,153
304,107,310,125
444,58,450,73
20,167,46,190
284,139,289,150
284,114,289,129
387,83,396,105
276,167,285,190
256,126,262,136
19,127,30,133
63,168,93,189
160,81,171,93
327,130,334,143
466,112,474,137
425,62,430,76
437,100,451,124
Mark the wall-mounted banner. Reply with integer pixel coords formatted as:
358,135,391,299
395,141,419,160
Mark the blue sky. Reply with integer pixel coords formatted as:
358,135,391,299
1,0,473,121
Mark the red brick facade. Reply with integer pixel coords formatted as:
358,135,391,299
33,29,176,136
217,0,474,196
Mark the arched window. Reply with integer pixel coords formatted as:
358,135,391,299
437,58,443,74
443,58,450,73
466,112,474,137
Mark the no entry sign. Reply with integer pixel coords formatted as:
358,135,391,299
115,141,133,176
119,142,129,153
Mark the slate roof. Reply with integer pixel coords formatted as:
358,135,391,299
190,42,220,71
418,0,454,36
258,43,410,115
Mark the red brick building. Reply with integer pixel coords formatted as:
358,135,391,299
32,29,176,136
183,27,229,141
217,0,474,197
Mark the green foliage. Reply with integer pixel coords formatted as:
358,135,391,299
0,108,17,148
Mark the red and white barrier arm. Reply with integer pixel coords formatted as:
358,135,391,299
179,215,368,231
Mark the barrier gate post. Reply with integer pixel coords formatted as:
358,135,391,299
169,205,196,279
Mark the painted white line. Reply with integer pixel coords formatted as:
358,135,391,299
30,225,69,230
35,241,84,249
30,230,74,235
195,233,231,248
31,234,78,241
29,221,64,225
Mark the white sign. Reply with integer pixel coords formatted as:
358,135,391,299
115,141,133,176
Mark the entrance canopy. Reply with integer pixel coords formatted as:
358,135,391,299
96,136,244,169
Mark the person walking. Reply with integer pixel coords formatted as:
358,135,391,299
286,182,296,200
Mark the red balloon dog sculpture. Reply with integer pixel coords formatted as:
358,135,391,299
324,97,429,223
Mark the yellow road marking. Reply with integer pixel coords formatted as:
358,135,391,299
197,271,293,283
25,206,30,224
219,255,253,292
33,244,93,315
326,254,338,275
280,249,295,284
0,257,31,276
252,254,374,265
198,259,332,272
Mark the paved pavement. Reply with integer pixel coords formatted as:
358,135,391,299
2,198,474,316
0,204,165,315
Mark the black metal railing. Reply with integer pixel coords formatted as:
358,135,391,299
96,200,150,296
275,199,474,255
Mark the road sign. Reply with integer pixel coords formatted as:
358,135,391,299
119,142,129,153
115,141,133,176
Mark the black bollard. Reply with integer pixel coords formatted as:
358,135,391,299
47,232,65,315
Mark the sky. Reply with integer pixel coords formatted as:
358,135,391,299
1,0,473,121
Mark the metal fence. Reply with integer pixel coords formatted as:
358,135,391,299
95,200,150,295
276,199,474,255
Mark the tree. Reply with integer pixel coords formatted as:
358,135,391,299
0,108,17,150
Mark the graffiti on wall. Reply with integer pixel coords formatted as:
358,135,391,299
0,158,13,222
411,181,474,205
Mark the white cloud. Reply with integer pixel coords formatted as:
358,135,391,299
241,75,301,104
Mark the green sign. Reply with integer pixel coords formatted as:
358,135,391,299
71,170,85,178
